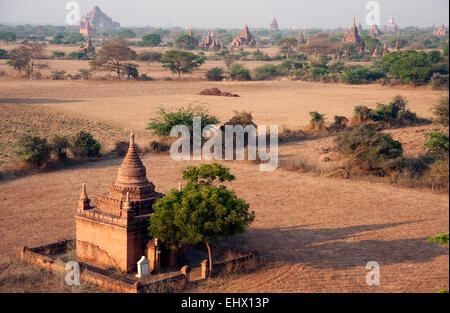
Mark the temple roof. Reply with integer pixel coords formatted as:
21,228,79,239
115,133,149,187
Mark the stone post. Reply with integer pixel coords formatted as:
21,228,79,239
201,259,209,279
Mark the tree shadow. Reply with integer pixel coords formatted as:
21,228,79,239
224,221,448,270
0,98,84,104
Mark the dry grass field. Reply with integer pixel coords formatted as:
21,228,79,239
0,75,448,292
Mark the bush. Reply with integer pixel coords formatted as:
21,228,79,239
433,97,449,127
309,111,326,129
330,116,349,131
50,135,69,161
229,63,251,81
225,111,255,127
113,140,141,157
67,51,88,60
253,64,280,80
69,131,101,158
206,67,225,81
335,125,403,173
341,67,368,84
387,51,432,86
50,70,66,80
430,73,449,90
146,106,219,137
425,132,449,158
14,135,51,166
353,105,375,122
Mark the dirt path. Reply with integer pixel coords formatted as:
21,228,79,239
0,155,448,292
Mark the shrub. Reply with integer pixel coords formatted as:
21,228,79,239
388,51,432,86
50,70,66,80
330,116,349,131
146,140,170,153
335,125,403,173
428,233,449,245
78,69,91,80
206,67,225,81
0,48,8,59
14,135,51,166
68,51,88,60
229,63,251,81
51,51,65,59
146,106,219,137
69,131,101,158
341,67,368,84
309,111,326,129
113,140,141,157
253,64,280,80
430,73,449,90
141,74,153,81
425,132,449,158
353,105,375,122
225,111,255,127
433,97,449,127
50,135,69,161
374,95,418,124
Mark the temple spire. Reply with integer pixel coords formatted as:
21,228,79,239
115,133,149,186
78,183,90,210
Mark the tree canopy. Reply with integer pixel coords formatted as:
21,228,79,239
89,37,137,79
148,162,255,275
160,49,205,78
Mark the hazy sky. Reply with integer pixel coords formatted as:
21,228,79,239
0,0,448,29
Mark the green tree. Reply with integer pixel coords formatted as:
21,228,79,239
175,33,198,50
137,51,162,68
206,67,225,81
148,162,255,275
69,131,101,158
50,33,64,44
146,105,219,137
387,51,432,85
160,49,205,79
89,38,137,79
229,63,251,81
118,29,137,39
142,33,162,47
276,37,297,59
0,31,17,43
6,43,46,78
14,135,51,166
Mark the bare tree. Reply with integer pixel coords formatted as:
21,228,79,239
89,38,137,79
7,43,46,79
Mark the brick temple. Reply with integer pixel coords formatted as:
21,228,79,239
76,133,163,272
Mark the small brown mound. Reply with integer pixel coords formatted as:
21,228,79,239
200,88,239,97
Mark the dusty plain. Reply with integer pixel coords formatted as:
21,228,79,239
0,69,448,292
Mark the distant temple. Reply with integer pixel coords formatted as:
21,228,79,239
369,25,382,38
231,24,256,48
433,24,448,36
79,6,120,36
344,19,365,53
79,21,96,37
357,21,363,34
297,31,306,47
270,18,279,31
384,15,398,33
81,37,95,56
199,31,222,51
